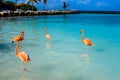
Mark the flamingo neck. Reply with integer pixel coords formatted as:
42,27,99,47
21,33,24,39
81,32,84,43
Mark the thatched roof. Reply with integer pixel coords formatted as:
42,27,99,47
16,3,26,7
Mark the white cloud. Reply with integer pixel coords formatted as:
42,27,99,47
95,1,108,7
78,0,91,5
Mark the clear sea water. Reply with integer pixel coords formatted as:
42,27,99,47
0,14,120,80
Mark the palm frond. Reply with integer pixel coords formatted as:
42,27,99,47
27,0,31,4
34,0,39,4
43,0,47,4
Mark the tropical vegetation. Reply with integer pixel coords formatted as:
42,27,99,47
4,1,16,11
17,3,37,11
27,0,41,11
0,0,38,11
0,1,16,11
0,0,4,11
0,0,69,11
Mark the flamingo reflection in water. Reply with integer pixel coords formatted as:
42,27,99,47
80,53,90,63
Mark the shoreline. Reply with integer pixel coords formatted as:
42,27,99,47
0,10,80,17
78,10,120,14
0,10,120,17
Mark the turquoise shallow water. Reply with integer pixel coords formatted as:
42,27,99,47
0,14,120,80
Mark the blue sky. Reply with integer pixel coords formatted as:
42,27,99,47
9,0,120,11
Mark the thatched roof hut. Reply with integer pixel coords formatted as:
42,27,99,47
16,3,26,9
16,3,25,7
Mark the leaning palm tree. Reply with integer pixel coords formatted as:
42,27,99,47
42,0,47,10
27,0,41,11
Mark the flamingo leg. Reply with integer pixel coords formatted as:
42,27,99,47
86,46,89,54
22,62,27,71
19,69,25,79
19,63,26,79
85,46,90,63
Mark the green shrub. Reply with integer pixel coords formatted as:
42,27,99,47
3,1,16,11
20,4,37,11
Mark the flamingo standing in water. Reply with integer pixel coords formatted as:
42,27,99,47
15,42,30,71
12,31,24,43
80,30,93,53
44,27,52,40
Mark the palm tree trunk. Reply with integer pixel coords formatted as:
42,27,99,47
42,0,47,10
16,0,17,4
32,1,33,11
43,4,46,10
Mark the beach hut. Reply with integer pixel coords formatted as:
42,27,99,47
16,3,25,10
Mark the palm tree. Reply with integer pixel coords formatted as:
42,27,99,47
42,0,47,10
27,0,41,11
0,0,4,2
0,0,4,11
62,1,69,11
0,0,4,5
